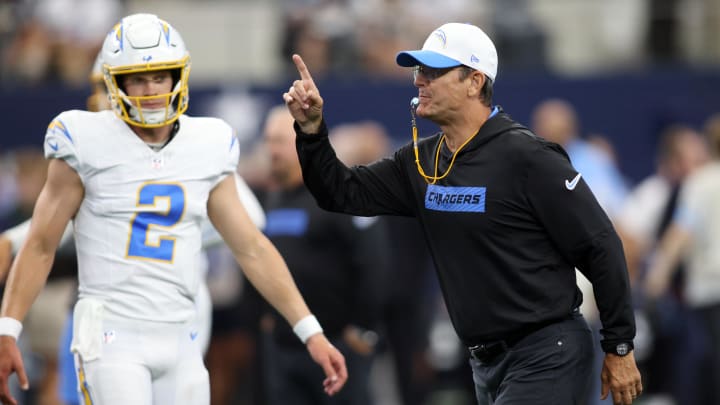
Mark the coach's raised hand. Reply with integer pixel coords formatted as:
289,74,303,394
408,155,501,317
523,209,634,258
283,54,324,134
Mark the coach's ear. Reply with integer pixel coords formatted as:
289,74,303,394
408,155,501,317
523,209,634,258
467,69,485,98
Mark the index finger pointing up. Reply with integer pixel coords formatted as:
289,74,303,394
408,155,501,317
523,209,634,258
293,54,315,84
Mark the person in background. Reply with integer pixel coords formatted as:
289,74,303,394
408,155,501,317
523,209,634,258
531,98,628,219
284,21,641,405
644,113,720,405
0,148,72,405
618,124,708,404
330,121,439,405
619,124,708,282
260,106,389,405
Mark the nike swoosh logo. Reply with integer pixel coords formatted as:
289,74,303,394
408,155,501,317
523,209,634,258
190,331,198,341
565,173,582,190
47,140,59,151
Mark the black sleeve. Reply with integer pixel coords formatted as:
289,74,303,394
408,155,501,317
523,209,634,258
524,143,636,348
295,120,415,217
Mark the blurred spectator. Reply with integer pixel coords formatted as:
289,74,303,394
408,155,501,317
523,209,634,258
330,121,391,164
619,125,709,279
586,133,621,168
330,121,444,405
0,148,75,405
531,98,628,219
1,148,47,226
260,106,390,405
644,113,720,405
618,124,708,405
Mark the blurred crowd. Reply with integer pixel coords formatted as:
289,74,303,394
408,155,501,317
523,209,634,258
1,1,720,405
0,0,124,88
2,0,720,87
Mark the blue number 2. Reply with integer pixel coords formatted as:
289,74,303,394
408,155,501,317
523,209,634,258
126,183,186,262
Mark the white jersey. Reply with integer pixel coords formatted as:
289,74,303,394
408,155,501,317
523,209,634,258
44,110,239,323
674,162,720,307
617,174,672,250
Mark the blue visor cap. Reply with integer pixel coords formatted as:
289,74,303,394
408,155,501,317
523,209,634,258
396,50,462,68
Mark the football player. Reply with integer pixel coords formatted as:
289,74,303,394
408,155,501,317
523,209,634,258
0,13,346,405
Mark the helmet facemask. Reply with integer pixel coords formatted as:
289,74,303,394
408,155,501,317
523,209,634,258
108,63,190,128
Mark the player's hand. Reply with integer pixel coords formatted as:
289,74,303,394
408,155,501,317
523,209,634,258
0,336,29,405
283,54,324,134
306,333,347,396
601,351,642,405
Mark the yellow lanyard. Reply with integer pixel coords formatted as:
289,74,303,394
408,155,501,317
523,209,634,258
412,120,478,185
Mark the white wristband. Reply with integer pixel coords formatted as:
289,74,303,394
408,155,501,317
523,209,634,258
0,317,22,340
293,315,323,344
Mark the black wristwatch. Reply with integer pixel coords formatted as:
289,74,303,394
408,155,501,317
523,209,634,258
613,342,632,356
601,340,633,356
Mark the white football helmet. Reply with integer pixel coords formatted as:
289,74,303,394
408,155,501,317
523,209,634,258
100,13,190,128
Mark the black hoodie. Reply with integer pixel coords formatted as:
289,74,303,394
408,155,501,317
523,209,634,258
295,107,635,352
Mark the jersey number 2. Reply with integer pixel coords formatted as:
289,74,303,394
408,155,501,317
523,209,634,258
126,183,185,262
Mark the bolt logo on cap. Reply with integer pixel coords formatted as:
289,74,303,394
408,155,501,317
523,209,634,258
433,30,447,48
